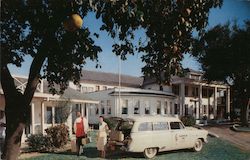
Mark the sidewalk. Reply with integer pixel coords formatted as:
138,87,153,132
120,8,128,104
202,124,250,151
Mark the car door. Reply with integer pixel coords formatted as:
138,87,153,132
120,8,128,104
170,121,188,150
152,121,173,151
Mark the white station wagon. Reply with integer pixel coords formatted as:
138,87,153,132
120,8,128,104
108,116,208,158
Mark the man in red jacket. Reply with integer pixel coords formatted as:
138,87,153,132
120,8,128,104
74,111,89,156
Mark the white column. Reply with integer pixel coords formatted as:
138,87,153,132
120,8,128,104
180,83,185,116
166,101,170,114
195,101,199,119
81,103,84,116
226,87,230,114
199,85,202,119
213,87,218,119
86,104,89,121
31,103,35,134
52,107,55,126
41,102,45,134
67,104,73,138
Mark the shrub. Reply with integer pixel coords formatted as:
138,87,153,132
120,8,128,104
45,124,69,148
27,134,52,152
181,115,196,126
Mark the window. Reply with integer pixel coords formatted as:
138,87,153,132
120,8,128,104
134,100,140,114
185,104,189,116
76,85,81,92
88,87,94,92
172,85,179,95
46,106,52,124
100,101,105,114
164,101,168,114
174,104,180,114
190,74,200,80
185,86,189,96
203,105,207,114
202,88,208,98
81,86,88,93
96,85,100,91
192,87,199,97
209,105,213,114
170,102,173,114
96,107,99,115
208,89,213,97
103,86,108,90
107,107,111,114
156,101,161,114
170,122,184,130
144,101,150,114
122,99,128,114
153,122,169,131
107,100,111,114
55,107,61,124
138,122,153,131
101,107,105,114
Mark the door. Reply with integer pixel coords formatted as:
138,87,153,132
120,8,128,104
170,122,188,149
152,122,173,151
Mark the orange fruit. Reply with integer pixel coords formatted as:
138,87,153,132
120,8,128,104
64,14,83,32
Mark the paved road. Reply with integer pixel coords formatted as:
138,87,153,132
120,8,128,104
202,125,250,151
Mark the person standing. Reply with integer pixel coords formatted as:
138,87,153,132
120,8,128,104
96,116,109,158
0,110,6,159
74,111,89,156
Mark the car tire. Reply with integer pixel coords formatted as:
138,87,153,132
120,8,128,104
193,139,203,152
143,148,158,159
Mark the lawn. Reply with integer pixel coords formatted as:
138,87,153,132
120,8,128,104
22,132,250,160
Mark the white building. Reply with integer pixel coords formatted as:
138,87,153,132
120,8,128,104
0,75,99,141
142,68,231,120
0,69,231,142
84,88,175,124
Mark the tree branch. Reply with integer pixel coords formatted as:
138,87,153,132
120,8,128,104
24,51,46,104
0,64,17,102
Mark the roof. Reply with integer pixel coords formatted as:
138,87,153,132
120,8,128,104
60,88,98,103
80,70,143,87
125,115,181,122
184,68,203,75
108,88,175,98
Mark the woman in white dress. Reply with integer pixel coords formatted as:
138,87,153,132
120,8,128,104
96,116,109,158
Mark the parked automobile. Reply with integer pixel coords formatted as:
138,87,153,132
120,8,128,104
107,116,208,159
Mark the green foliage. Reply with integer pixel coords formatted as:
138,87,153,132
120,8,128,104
92,0,223,84
1,0,223,91
192,21,250,125
54,100,71,124
45,124,69,148
27,134,52,152
181,115,196,126
27,124,69,152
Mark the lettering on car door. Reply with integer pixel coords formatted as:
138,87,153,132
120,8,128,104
170,122,188,149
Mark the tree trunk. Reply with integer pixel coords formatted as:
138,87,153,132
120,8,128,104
2,90,28,160
1,61,41,159
240,98,249,127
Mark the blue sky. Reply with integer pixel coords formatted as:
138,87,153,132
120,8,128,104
8,0,250,77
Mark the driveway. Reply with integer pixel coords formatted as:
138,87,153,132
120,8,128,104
202,124,250,151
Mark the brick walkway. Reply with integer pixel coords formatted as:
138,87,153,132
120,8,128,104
202,125,250,151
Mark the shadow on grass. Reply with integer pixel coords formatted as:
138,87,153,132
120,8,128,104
53,147,146,159
58,147,192,159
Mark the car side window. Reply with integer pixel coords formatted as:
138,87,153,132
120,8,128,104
153,122,169,131
170,122,184,130
138,122,153,131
